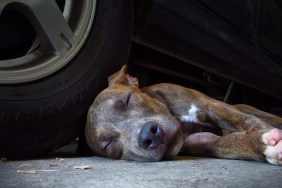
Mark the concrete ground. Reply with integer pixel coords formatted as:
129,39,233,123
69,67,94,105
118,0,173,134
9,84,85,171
1,142,282,188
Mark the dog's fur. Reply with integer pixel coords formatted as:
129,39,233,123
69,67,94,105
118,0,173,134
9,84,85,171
85,66,282,165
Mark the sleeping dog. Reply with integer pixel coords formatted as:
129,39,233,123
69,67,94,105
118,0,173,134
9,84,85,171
85,65,282,165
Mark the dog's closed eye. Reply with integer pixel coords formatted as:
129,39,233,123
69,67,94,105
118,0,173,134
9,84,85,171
99,129,123,159
102,139,114,151
100,138,122,159
114,93,131,111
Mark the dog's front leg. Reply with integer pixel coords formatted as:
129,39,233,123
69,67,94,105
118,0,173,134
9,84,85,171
234,104,282,129
206,100,274,132
181,129,282,165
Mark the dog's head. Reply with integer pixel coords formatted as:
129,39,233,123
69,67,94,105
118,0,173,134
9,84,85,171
85,66,183,161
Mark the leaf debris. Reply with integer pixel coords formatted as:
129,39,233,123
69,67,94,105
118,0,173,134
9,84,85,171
74,165,91,170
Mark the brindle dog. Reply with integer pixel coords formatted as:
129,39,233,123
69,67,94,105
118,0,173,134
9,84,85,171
85,66,282,165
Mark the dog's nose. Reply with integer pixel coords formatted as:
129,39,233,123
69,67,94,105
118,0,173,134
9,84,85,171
138,122,164,150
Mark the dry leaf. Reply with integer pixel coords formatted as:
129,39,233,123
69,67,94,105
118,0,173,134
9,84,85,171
56,158,65,162
17,170,36,174
74,165,91,170
17,169,59,174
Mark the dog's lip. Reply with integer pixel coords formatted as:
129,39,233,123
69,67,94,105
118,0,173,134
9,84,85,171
163,122,181,143
162,128,183,159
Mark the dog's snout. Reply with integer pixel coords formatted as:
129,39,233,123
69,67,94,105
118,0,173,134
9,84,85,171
138,122,164,150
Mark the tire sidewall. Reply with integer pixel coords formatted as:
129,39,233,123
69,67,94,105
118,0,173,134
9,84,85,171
0,0,133,158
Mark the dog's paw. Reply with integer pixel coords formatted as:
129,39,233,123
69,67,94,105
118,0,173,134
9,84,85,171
262,129,282,165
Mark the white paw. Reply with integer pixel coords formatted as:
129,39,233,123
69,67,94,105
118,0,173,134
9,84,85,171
262,129,282,165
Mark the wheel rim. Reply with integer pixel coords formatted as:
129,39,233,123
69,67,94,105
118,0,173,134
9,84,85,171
0,0,97,84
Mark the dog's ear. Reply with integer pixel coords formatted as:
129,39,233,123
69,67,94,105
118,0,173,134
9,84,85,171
108,65,139,87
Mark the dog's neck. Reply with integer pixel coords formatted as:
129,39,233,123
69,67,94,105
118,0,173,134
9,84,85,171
141,85,222,136
141,87,172,114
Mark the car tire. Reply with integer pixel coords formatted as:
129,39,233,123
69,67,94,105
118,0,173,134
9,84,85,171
0,0,133,158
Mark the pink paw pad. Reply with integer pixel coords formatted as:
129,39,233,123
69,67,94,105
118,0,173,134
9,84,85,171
265,128,282,146
263,129,282,165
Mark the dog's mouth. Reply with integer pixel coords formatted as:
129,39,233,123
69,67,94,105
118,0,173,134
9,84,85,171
136,120,183,161
162,128,183,160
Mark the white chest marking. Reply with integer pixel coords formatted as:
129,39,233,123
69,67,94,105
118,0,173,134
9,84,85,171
180,104,199,123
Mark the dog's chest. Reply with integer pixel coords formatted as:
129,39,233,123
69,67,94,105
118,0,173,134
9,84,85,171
178,104,200,124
